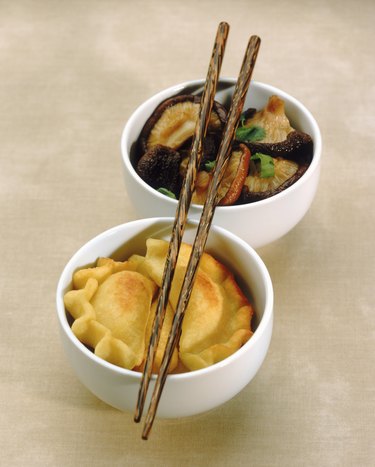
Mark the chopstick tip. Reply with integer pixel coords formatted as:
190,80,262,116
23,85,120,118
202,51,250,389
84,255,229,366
250,35,261,46
218,21,230,35
142,424,151,440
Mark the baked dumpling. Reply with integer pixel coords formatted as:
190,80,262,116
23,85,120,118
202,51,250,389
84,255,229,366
64,257,178,372
64,240,253,374
140,239,253,371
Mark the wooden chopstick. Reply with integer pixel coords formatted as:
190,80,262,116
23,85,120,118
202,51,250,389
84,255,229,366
134,21,230,424
141,35,261,440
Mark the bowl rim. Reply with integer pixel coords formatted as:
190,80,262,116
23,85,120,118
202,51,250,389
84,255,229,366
56,217,274,381
121,78,322,211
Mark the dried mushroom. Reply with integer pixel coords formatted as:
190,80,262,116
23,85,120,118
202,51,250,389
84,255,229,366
133,91,314,206
236,95,313,164
178,131,222,180
138,95,227,153
191,170,211,205
237,95,293,143
185,131,222,168
136,145,181,197
191,144,250,206
241,154,308,203
245,130,313,165
218,144,251,205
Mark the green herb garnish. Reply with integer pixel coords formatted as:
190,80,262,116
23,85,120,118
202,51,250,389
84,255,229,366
236,125,266,142
251,153,275,178
239,112,247,127
157,187,176,199
204,160,216,172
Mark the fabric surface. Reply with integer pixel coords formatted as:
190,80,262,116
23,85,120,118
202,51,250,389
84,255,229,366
1,0,374,465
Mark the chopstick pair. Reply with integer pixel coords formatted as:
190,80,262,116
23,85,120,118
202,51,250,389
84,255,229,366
135,23,261,440
134,21,229,426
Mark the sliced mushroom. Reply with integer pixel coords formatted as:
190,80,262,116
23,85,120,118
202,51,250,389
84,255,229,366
138,95,227,153
191,144,250,206
241,156,308,203
200,131,222,167
238,95,294,143
218,144,251,205
134,93,314,206
136,145,181,196
191,170,211,205
245,130,314,165
178,131,222,178
236,95,314,164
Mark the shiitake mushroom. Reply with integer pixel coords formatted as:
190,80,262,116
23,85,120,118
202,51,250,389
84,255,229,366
240,156,309,203
236,129,313,202
238,95,294,143
243,130,314,165
190,144,251,206
235,95,314,165
178,131,222,173
134,92,314,205
233,95,313,202
219,144,251,206
136,145,181,197
138,95,227,154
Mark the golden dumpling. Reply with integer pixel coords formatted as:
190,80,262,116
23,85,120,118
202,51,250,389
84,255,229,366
64,239,253,374
140,239,253,371
64,257,178,372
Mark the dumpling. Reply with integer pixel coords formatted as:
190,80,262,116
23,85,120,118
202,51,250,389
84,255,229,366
140,239,253,371
64,239,254,374
64,257,178,372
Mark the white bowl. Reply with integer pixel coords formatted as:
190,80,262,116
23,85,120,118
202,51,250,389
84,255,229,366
56,217,273,418
121,79,322,248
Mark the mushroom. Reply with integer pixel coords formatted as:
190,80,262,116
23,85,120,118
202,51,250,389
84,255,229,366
138,95,227,154
241,154,308,203
244,131,314,165
235,95,314,164
178,131,223,178
238,95,294,143
190,144,251,206
136,145,182,197
218,144,251,205
134,92,314,206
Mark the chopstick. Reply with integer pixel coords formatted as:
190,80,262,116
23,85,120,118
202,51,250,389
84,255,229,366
134,21,230,424
141,35,261,440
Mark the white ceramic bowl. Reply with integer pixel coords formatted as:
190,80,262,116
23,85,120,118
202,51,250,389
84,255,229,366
56,217,273,418
121,78,322,248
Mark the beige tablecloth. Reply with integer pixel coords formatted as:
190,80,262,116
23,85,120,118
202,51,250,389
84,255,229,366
1,1,374,465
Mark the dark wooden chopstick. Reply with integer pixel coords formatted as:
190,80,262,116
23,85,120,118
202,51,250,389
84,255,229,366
134,21,230,424
141,35,261,440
